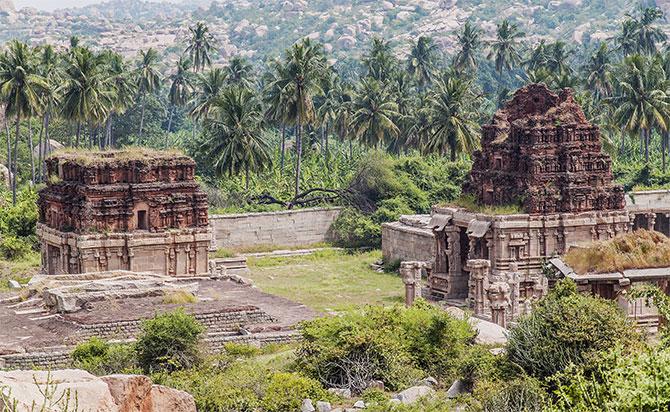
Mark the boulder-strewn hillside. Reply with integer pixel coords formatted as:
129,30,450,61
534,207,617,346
0,0,652,66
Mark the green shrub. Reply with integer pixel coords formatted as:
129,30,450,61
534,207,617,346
261,372,329,412
330,208,381,249
371,197,414,225
0,236,33,260
548,347,670,411
297,301,476,394
507,279,640,379
71,338,139,375
479,377,546,412
135,309,205,373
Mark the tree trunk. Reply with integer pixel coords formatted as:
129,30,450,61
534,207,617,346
12,116,20,204
139,94,146,140
644,128,650,163
245,164,250,192
76,121,81,147
349,136,353,160
43,111,50,178
325,124,330,170
280,125,286,173
28,115,35,184
663,131,667,173
450,141,457,162
37,115,44,183
5,119,11,193
295,114,302,198
620,129,626,156
105,116,113,149
166,105,174,147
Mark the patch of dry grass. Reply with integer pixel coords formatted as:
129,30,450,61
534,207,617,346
447,194,523,215
162,290,198,305
564,230,670,274
49,147,187,165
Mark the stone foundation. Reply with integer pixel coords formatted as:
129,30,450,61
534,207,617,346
382,215,435,263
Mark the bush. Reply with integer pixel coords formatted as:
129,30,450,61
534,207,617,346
71,338,138,375
135,309,205,373
479,377,546,412
549,347,670,411
296,301,476,394
0,236,33,260
261,372,329,412
330,208,381,249
506,279,640,379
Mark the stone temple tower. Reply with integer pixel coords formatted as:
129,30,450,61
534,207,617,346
466,83,625,214
37,149,211,277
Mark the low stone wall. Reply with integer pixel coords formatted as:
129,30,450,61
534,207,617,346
210,207,342,250
74,308,275,341
0,350,71,370
626,190,670,213
382,215,435,264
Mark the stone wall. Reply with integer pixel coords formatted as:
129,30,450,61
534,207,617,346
381,215,435,264
210,207,342,250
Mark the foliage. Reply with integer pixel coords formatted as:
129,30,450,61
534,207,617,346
450,193,522,215
162,291,198,305
563,230,670,274
548,347,670,411
330,208,382,249
506,279,640,380
71,338,139,376
135,309,205,374
296,300,476,394
479,377,546,412
261,372,329,412
0,188,38,260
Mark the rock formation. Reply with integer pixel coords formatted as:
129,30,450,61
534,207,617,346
0,369,196,412
466,83,625,214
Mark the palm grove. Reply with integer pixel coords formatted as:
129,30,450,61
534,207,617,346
1,7,670,209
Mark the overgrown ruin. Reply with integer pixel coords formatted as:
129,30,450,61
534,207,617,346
37,149,211,276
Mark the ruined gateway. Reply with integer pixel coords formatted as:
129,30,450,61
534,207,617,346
37,149,211,277
385,84,670,326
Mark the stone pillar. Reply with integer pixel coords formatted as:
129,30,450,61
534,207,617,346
467,259,490,316
487,281,511,328
647,212,657,231
507,261,520,318
400,261,424,307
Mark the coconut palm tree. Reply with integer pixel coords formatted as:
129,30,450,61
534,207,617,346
636,7,667,55
102,52,136,148
453,21,482,73
350,78,400,149
487,19,525,74
225,56,254,88
135,48,162,140
615,19,640,57
36,44,62,179
611,54,670,164
422,76,480,161
186,22,216,73
583,42,614,100
362,37,397,82
0,40,46,203
269,39,326,196
61,47,112,148
546,41,572,75
317,70,340,166
262,58,291,172
167,57,193,140
203,87,271,190
525,41,549,72
407,36,438,89
190,67,226,123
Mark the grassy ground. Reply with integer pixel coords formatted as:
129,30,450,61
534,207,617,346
212,242,332,258
0,251,40,290
246,249,404,313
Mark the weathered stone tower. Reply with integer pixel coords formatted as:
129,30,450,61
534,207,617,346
37,149,211,276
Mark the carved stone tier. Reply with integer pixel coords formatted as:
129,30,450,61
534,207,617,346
465,83,625,214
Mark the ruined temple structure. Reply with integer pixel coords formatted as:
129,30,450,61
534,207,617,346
425,84,633,325
37,149,211,276
466,83,626,214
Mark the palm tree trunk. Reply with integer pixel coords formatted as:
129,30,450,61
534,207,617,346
105,116,113,149
166,105,174,147
139,94,146,140
325,124,330,170
76,121,81,147
663,131,668,173
619,129,626,156
280,125,286,173
245,164,250,192
349,137,353,160
37,116,44,183
5,119,11,192
28,115,35,184
295,115,302,198
12,116,20,205
43,111,50,178
450,141,457,162
644,128,650,163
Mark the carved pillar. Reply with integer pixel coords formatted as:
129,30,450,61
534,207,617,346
446,229,461,275
467,259,490,316
507,261,520,319
487,281,510,328
647,213,657,231
400,261,424,307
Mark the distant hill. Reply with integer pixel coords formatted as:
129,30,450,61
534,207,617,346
0,0,654,66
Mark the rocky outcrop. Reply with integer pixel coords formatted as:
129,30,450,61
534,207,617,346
0,369,196,412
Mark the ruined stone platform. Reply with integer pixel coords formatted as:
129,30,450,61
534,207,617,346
0,273,316,369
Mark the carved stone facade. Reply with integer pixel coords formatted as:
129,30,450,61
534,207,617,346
37,150,211,277
425,84,631,323
466,83,625,214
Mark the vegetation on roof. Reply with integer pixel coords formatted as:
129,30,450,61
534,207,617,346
47,147,188,166
563,230,670,274
446,194,523,215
